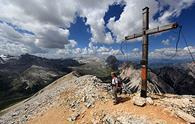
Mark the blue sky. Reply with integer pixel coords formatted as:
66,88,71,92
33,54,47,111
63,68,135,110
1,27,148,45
0,0,194,60
69,3,195,53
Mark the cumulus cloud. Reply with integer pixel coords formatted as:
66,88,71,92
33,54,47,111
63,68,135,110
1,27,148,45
35,27,70,49
0,22,36,44
107,0,195,42
0,22,45,55
107,0,159,42
161,39,170,46
0,0,194,58
184,46,195,53
77,0,120,44
35,45,121,59
0,0,77,50
0,40,31,56
83,45,121,56
132,48,140,52
97,46,121,55
149,46,195,59
119,46,195,60
1,0,77,28
0,22,23,42
158,0,195,22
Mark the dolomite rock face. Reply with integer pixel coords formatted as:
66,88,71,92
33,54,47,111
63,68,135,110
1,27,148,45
119,62,195,95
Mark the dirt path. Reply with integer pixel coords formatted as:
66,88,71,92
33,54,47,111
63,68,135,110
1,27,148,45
27,95,185,124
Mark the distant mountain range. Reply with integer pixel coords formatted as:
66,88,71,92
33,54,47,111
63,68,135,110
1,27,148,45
120,61,195,95
0,54,81,110
0,53,194,111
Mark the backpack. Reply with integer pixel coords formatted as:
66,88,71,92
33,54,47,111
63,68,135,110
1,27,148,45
117,76,123,88
117,77,123,94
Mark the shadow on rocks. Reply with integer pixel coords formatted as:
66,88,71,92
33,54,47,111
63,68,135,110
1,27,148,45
118,97,131,104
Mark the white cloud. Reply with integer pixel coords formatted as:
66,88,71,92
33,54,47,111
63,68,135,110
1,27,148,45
184,46,195,53
161,39,170,46
107,0,159,42
107,0,195,42
158,0,195,20
69,40,77,48
35,27,70,49
0,22,34,44
0,22,46,55
0,22,22,41
1,0,77,29
0,0,194,58
85,45,121,56
0,40,31,56
149,46,195,59
0,0,118,54
119,46,195,60
77,0,119,44
132,48,140,52
0,0,78,50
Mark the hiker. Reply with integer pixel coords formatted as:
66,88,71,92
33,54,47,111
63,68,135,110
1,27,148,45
117,76,123,95
111,72,120,105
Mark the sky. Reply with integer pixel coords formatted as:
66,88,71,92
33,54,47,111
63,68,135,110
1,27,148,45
0,0,195,60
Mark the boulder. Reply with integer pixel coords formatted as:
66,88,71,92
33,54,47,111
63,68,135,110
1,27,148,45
175,110,195,123
132,96,146,107
146,97,154,105
11,111,20,117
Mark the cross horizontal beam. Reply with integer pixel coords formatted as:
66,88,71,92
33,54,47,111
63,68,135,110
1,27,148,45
125,23,178,40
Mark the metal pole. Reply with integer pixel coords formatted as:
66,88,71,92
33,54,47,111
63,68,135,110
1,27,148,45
140,7,149,98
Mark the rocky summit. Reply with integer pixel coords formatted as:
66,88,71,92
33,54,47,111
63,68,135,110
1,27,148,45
0,71,195,124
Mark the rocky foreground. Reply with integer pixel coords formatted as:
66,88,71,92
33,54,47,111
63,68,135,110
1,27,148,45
0,72,195,124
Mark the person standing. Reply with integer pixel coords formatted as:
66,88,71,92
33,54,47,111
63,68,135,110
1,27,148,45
111,72,119,105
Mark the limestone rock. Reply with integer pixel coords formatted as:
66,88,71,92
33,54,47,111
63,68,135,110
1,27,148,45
11,111,20,117
102,115,116,124
132,96,146,107
146,97,154,105
175,110,195,123
67,112,80,122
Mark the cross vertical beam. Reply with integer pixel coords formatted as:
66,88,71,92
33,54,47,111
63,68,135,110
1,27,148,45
141,7,149,98
124,7,178,98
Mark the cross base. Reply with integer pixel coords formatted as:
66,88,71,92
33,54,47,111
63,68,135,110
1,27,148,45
141,90,147,98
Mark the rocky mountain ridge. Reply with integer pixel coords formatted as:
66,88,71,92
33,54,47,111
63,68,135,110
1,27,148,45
0,54,81,110
120,62,195,95
0,72,195,124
